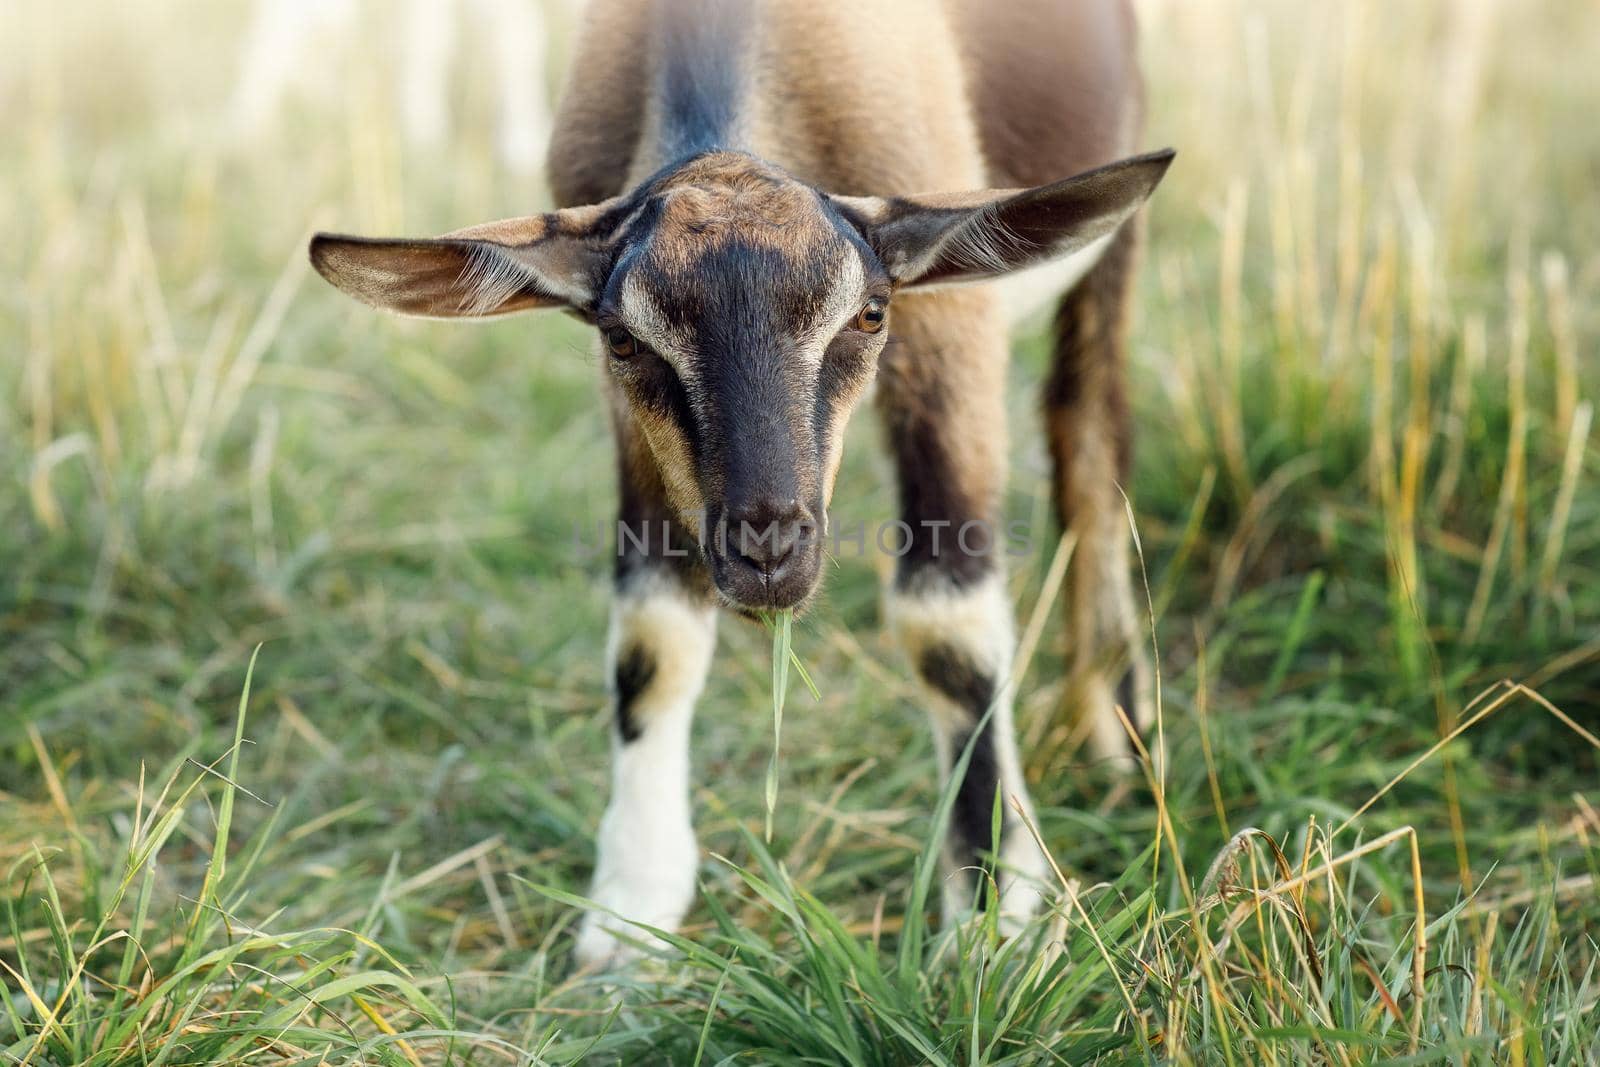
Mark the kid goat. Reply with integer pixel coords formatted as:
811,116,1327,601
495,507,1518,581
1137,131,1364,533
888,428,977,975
311,0,1173,966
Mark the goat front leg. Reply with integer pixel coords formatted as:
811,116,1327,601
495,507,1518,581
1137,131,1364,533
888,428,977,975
575,453,717,968
878,289,1052,930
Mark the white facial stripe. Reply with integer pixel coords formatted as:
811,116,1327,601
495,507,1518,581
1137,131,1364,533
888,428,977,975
617,242,869,397
619,272,698,384
782,250,869,479
797,251,867,357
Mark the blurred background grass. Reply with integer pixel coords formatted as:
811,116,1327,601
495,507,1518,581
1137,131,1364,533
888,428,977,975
2,0,1598,1062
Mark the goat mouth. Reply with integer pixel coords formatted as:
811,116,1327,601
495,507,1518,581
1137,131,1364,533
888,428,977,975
708,546,823,614
722,583,814,613
721,586,821,621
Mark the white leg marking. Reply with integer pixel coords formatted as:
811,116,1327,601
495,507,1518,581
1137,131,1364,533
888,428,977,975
574,584,717,968
886,573,1053,934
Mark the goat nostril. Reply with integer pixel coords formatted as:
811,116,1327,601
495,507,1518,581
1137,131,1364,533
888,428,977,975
729,523,792,568
720,499,813,569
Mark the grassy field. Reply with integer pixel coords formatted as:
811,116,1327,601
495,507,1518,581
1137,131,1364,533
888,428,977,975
3,0,1598,1062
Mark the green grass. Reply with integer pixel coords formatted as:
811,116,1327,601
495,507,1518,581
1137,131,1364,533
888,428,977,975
3,0,1599,1062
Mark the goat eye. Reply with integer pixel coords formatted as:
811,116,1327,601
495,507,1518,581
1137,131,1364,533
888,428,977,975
855,298,887,333
604,326,637,358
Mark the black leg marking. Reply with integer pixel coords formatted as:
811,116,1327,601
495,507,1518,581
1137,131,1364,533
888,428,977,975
880,378,999,593
918,644,1005,894
950,724,1002,907
917,645,996,719
613,644,656,743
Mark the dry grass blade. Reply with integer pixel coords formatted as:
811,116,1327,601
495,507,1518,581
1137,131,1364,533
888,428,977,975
1197,828,1323,987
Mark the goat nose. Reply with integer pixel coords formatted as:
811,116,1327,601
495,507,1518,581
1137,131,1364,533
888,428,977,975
721,498,813,569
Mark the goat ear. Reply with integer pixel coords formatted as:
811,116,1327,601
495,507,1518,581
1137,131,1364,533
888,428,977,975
309,199,624,319
831,149,1174,290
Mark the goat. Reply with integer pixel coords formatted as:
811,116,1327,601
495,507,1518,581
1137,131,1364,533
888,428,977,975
310,0,1173,967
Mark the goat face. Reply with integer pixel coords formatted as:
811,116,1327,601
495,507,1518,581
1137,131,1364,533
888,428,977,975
310,149,1173,610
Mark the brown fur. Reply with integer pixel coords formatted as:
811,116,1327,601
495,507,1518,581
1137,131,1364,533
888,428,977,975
550,0,1152,751
310,0,1169,956
876,286,1011,589
550,0,1141,195
950,0,1143,188
546,0,1145,598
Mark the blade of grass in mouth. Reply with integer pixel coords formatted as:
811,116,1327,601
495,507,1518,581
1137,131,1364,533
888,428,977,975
765,610,793,842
